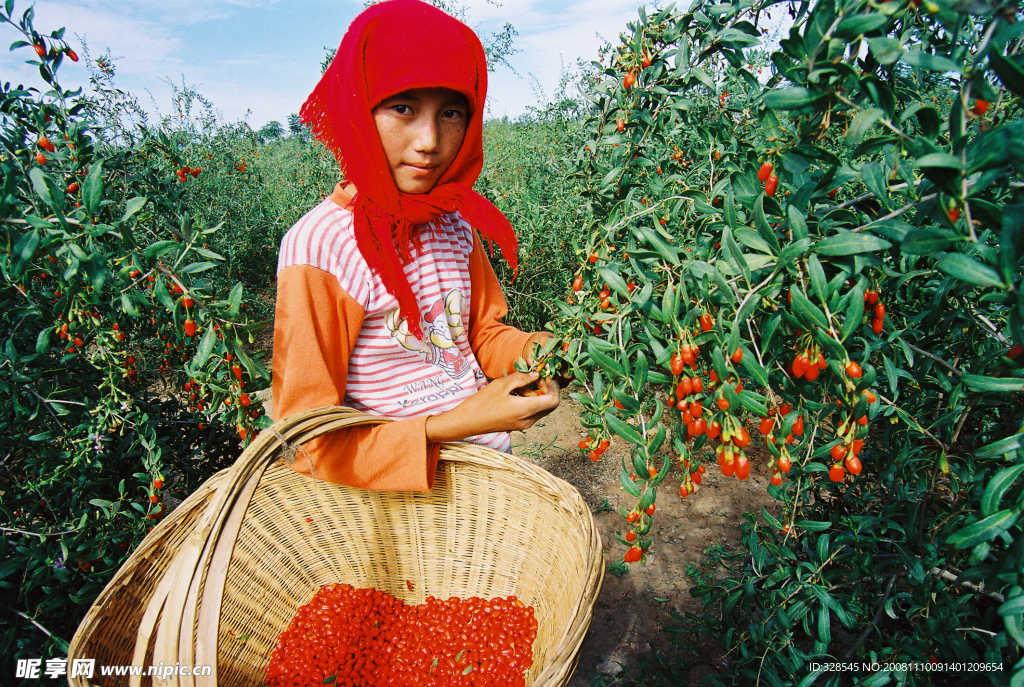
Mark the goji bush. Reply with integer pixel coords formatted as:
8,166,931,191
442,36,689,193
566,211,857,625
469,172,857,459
534,0,1024,681
0,5,271,672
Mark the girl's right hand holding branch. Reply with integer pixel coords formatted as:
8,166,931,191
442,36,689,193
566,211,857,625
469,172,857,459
424,371,559,443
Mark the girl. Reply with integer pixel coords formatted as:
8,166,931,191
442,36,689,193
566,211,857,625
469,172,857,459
271,0,560,491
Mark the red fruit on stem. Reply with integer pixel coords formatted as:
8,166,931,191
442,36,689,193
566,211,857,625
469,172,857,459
735,456,750,480
757,162,773,183
183,319,196,337
829,463,846,482
764,174,779,197
846,361,863,378
973,99,990,116
845,456,863,475
33,43,46,58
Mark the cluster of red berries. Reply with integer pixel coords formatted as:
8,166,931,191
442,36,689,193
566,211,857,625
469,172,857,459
791,346,827,381
579,435,610,461
716,423,753,479
176,166,200,182
622,500,656,562
265,585,536,687
679,458,706,497
864,289,885,334
758,161,779,197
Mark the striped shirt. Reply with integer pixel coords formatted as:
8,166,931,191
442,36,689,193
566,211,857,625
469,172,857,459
275,189,520,469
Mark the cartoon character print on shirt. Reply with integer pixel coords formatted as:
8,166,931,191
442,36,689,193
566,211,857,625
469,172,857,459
384,288,471,380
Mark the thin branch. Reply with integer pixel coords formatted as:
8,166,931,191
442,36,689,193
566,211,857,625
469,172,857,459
852,194,937,233
878,392,948,451
0,526,77,539
903,342,962,376
931,567,1005,602
843,573,897,660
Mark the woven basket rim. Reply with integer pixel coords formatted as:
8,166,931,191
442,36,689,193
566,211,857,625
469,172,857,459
69,406,604,687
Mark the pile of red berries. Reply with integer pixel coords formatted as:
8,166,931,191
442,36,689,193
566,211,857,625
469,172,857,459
265,584,537,687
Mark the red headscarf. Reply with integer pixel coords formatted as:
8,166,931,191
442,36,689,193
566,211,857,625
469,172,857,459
300,0,518,339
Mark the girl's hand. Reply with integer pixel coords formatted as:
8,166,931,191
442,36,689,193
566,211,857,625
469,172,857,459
424,371,559,443
523,331,553,366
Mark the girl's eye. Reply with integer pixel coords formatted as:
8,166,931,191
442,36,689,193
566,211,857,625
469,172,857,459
443,109,465,120
392,104,411,115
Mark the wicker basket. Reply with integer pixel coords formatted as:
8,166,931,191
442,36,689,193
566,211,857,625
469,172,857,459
69,406,604,687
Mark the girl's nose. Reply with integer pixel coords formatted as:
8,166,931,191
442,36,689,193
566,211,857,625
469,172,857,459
412,116,440,153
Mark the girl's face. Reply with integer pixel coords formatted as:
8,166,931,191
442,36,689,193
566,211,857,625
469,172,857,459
372,87,469,194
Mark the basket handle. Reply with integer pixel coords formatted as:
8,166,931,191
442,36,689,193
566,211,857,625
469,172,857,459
145,406,388,687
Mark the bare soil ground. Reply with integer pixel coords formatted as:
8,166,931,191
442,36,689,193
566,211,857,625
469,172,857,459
510,387,778,686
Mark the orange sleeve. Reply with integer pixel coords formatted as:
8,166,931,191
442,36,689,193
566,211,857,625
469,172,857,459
468,231,534,378
272,264,440,491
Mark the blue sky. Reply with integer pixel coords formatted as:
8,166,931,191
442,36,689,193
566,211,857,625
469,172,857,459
1,0,650,129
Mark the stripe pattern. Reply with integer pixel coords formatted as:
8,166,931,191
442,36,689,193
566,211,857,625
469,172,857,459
278,198,511,452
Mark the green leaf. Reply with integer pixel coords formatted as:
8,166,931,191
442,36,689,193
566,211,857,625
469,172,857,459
9,229,40,278
867,36,902,65
588,341,623,379
901,49,960,73
946,510,1020,549
861,162,889,209
794,519,831,531
764,87,822,110
144,240,179,261
834,13,889,39
741,353,770,390
637,225,680,266
606,411,644,446
790,287,829,330
226,282,244,318
121,197,146,223
35,327,52,355
28,167,63,213
847,108,884,143
961,374,1024,393
1000,591,1024,618
761,508,784,530
936,254,1005,289
154,275,175,311
179,261,218,275
816,232,892,256
915,152,962,170
120,293,140,318
808,254,828,304
975,433,1024,459
620,469,642,497
191,322,217,369
193,246,226,261
989,50,1024,99
83,160,104,217
901,228,958,255
981,465,1024,517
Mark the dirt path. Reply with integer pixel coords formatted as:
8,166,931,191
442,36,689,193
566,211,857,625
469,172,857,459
511,388,778,685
